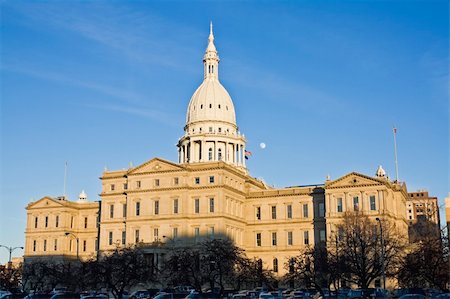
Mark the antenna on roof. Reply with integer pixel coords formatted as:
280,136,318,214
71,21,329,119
63,161,68,198
393,126,399,182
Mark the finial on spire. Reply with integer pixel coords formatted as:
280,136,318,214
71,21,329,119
210,21,213,35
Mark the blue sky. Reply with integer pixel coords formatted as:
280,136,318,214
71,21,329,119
0,1,448,263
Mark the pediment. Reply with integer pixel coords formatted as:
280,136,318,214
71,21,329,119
326,172,385,189
128,158,183,175
27,196,67,209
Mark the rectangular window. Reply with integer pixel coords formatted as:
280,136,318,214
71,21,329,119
303,204,309,218
287,231,293,245
256,233,262,246
256,206,261,220
209,176,215,183
34,216,38,228
55,215,59,228
83,240,87,252
135,229,140,243
272,232,277,246
320,230,326,242
319,203,325,217
173,199,179,214
69,240,72,252
173,227,178,238
70,216,74,228
154,179,160,187
45,216,48,228
194,199,200,214
54,239,57,251
209,198,215,213
353,196,359,211
304,231,309,245
43,240,47,251
195,177,200,184
84,217,88,229
136,181,141,188
370,195,376,211
337,198,343,213
33,240,36,252
273,258,278,272
209,226,215,237
174,177,179,185
287,205,292,219
123,203,127,218
108,232,113,245
110,184,115,191
110,205,114,218
194,227,200,238
271,206,277,219
136,202,140,216
123,183,128,190
95,239,99,251
122,231,126,245
154,228,159,241
154,201,159,215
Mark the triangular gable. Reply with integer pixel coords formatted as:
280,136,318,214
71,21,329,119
27,196,68,209
326,172,386,189
128,157,184,175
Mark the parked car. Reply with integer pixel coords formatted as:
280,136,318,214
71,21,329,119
130,291,149,299
23,293,52,299
0,291,13,299
259,293,275,299
397,295,427,299
49,293,80,299
433,294,450,299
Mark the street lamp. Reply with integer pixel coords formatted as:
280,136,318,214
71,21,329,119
64,232,79,260
0,245,23,268
375,218,386,289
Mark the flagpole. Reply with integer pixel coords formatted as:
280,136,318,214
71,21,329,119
63,161,68,198
393,127,399,182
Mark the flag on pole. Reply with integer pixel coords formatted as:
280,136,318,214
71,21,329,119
245,150,252,160
393,127,397,134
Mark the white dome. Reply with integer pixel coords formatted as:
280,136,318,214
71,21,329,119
186,78,236,125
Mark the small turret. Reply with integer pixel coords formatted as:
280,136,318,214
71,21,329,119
376,165,386,178
78,190,88,203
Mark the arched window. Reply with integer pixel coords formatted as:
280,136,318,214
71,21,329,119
208,65,211,73
208,148,213,161
212,65,214,73
273,258,278,272
218,148,222,160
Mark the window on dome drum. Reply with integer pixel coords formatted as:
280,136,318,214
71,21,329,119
122,231,126,245
218,149,222,160
273,258,278,272
208,148,213,161
271,206,277,219
218,127,222,133
287,231,293,245
337,198,343,213
226,106,228,110
209,176,215,183
353,196,359,211
201,104,203,109
195,177,200,184
256,233,261,247
199,128,202,132
209,127,213,133
287,204,292,219
256,206,261,220
109,232,113,245
209,104,212,108
218,104,221,109
370,195,376,211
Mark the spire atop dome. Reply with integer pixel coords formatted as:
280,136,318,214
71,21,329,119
204,22,219,80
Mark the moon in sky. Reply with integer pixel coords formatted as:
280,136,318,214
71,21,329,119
260,142,266,149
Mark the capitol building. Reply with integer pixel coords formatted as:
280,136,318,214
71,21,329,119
24,25,427,279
